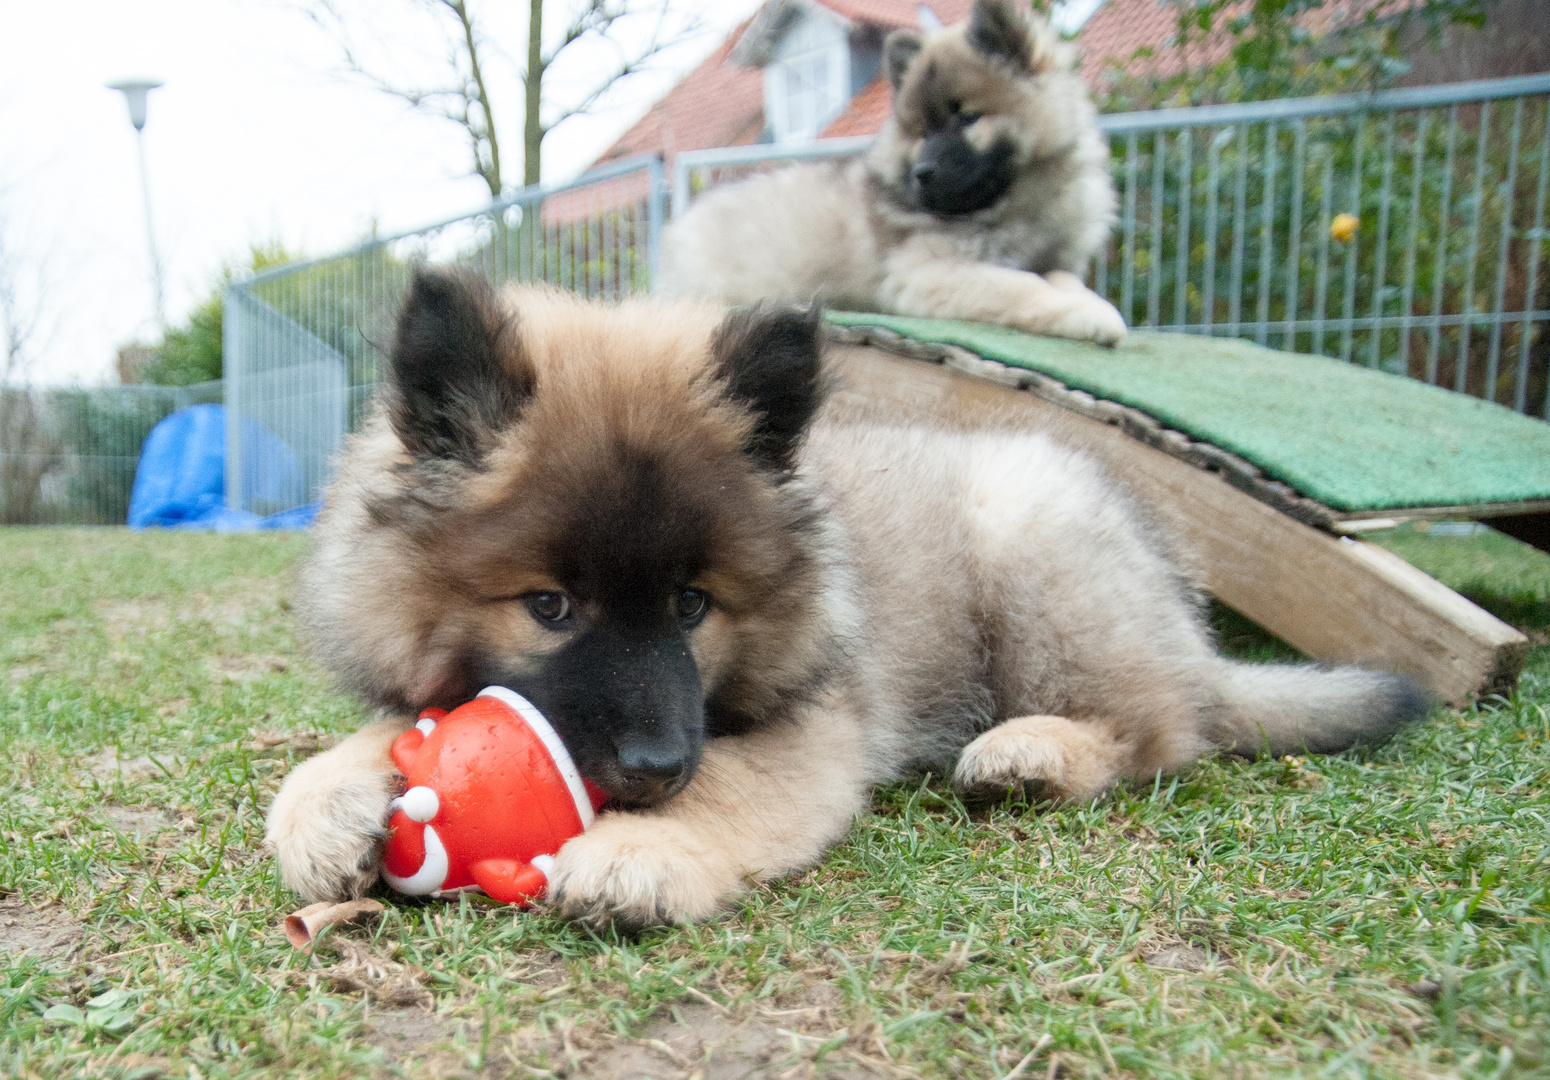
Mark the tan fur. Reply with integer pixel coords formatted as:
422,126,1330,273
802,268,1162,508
267,285,1427,918
264,717,413,899
548,695,870,925
658,2,1125,345
953,715,1127,803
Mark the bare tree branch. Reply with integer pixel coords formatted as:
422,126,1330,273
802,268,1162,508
304,0,504,196
306,0,706,193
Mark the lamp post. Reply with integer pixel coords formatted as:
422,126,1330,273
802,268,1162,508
108,78,166,334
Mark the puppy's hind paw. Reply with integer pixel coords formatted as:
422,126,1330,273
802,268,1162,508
953,715,1122,805
546,814,740,930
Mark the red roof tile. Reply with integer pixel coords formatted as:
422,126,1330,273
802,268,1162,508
1074,0,1392,92
589,0,1410,180
814,0,970,28
821,75,894,137
596,20,767,170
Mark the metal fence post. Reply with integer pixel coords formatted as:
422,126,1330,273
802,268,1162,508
223,282,245,513
647,154,666,292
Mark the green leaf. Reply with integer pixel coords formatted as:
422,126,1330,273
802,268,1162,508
42,1003,85,1025
88,1008,139,1033
85,988,135,1011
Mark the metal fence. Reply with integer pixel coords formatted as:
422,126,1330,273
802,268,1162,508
0,380,222,525
222,154,664,514
220,73,1549,518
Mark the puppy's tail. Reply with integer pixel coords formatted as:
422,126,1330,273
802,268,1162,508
1210,661,1433,757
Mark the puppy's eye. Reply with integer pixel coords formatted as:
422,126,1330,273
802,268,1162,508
526,592,572,627
957,111,982,127
948,98,962,114
676,588,710,627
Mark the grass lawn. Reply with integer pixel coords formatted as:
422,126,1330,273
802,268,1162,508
1,524,1547,1080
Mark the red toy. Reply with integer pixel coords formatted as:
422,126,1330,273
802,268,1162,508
380,687,606,905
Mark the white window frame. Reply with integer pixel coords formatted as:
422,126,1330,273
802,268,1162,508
764,5,851,144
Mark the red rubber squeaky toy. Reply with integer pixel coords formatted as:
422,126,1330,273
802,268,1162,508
381,687,606,905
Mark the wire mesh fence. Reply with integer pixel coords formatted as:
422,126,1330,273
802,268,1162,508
17,75,1534,527
0,381,222,525
1096,73,1550,414
223,153,664,515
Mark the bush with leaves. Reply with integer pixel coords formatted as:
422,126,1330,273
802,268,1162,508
135,244,295,387
1099,0,1488,112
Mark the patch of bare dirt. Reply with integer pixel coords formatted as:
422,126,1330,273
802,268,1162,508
1142,945,1216,972
96,598,171,642
102,806,172,839
363,1007,453,1056
556,1004,885,1080
208,654,291,683
0,898,83,961
9,662,44,683
86,749,184,783
246,730,336,755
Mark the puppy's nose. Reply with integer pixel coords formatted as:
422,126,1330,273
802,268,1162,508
617,742,686,788
912,161,936,185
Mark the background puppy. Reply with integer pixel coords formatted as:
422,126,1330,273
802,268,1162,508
265,271,1430,927
659,0,1126,345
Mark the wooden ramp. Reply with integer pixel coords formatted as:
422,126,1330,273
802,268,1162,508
830,337,1529,708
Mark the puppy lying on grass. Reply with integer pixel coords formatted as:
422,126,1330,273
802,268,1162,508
266,272,1428,926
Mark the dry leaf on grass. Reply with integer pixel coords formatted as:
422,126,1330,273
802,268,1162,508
283,898,384,949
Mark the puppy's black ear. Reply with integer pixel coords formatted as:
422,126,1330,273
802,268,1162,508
389,268,533,463
968,0,1032,68
884,30,923,91
713,305,825,472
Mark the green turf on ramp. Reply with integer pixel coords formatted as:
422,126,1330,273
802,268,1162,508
826,312,1550,514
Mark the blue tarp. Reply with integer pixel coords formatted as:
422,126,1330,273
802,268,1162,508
128,404,318,531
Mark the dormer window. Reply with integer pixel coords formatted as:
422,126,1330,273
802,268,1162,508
764,6,850,143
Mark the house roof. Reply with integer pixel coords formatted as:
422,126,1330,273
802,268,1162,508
812,0,948,29
1072,0,1400,91
596,19,767,167
594,0,974,170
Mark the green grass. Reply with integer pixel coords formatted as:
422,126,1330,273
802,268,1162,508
2,525,1547,1080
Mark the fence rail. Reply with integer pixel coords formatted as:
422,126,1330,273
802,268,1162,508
1093,72,1550,413
675,73,1550,417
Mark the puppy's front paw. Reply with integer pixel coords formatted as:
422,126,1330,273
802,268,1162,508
265,753,399,902
546,814,740,929
1043,295,1128,346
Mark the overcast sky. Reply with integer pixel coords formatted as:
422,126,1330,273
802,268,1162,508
0,0,762,385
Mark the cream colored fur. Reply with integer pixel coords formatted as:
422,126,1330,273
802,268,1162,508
658,7,1125,344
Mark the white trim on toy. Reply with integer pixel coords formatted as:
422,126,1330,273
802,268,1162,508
380,822,450,895
478,686,596,829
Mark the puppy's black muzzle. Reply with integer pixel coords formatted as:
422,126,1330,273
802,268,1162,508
512,622,705,809
910,130,1017,217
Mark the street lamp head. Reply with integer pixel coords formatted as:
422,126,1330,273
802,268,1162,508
108,79,164,132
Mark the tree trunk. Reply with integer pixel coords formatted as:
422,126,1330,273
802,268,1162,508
524,0,545,187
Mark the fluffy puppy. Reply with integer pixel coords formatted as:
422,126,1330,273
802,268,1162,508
659,0,1126,345
265,271,1429,926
